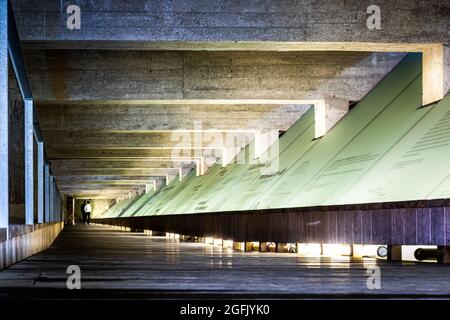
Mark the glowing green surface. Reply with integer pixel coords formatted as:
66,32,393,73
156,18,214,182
120,190,156,217
255,53,423,209
339,94,450,203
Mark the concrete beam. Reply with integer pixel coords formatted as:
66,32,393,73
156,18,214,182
52,168,181,176
36,103,309,131
56,175,164,182
50,159,196,170
314,97,349,138
57,180,157,186
25,50,405,103
74,190,133,195
41,130,255,149
0,0,8,231
59,184,144,191
46,147,219,159
28,46,446,105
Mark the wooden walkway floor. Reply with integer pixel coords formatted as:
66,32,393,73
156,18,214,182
0,225,450,299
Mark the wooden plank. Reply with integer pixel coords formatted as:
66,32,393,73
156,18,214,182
431,206,445,245
403,208,417,244
353,211,362,244
416,207,432,245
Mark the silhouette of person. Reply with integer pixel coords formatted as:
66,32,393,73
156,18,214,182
84,201,92,225
81,201,87,224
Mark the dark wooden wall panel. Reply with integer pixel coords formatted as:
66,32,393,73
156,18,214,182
403,208,417,244
361,212,372,244
93,199,450,246
353,211,362,244
392,211,403,244
431,207,445,244
417,208,431,245
445,206,450,245
380,209,392,244
371,211,382,244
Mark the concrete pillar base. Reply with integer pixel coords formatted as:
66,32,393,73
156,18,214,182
437,246,450,263
387,245,402,262
233,242,253,252
276,243,288,253
260,242,276,252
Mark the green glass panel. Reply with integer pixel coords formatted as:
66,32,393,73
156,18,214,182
288,76,429,207
181,108,315,213
136,173,186,216
168,165,224,214
224,108,317,211
339,94,450,203
172,140,258,214
103,198,134,218
254,53,422,209
150,170,200,214
120,190,156,217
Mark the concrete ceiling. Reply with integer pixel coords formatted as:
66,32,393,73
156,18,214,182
23,48,406,199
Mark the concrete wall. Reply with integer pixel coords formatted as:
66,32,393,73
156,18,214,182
0,222,64,270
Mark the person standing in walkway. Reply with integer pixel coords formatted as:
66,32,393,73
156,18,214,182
81,201,87,224
84,201,92,225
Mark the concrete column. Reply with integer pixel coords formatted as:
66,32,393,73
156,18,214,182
195,157,206,176
54,181,59,221
233,242,253,252
66,196,75,225
0,0,8,232
24,99,34,225
276,243,289,253
151,179,163,191
437,246,450,264
422,45,445,105
314,97,349,138
179,167,191,181
387,245,402,262
166,174,177,185
254,129,279,160
49,174,54,222
54,190,59,222
44,164,50,222
37,141,44,223
222,147,240,166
